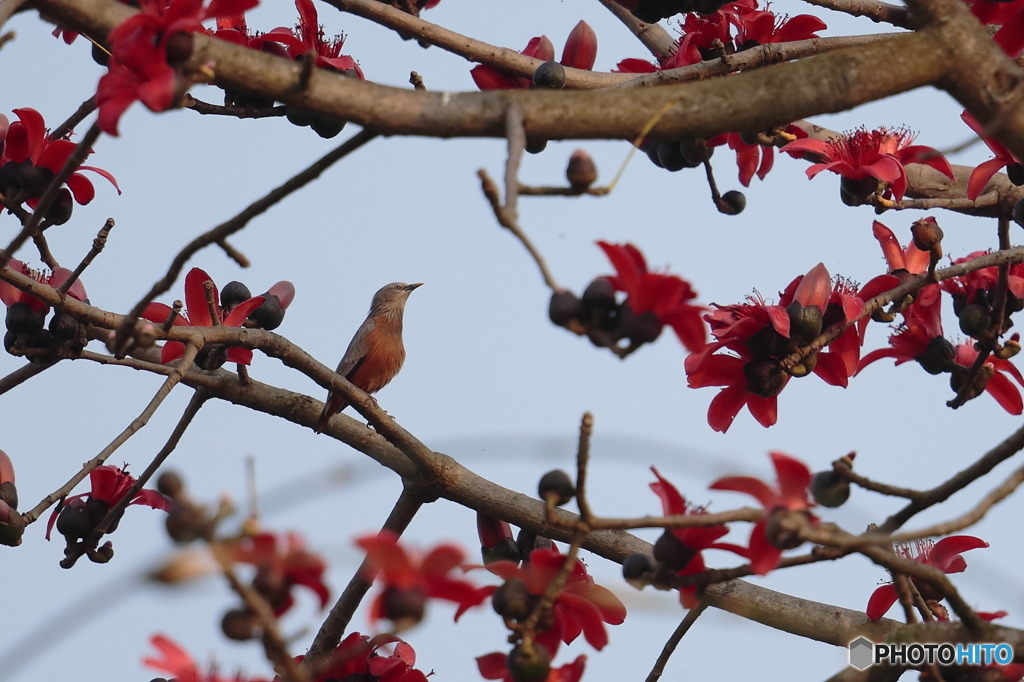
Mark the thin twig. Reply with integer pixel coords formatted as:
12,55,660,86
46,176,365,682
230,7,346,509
20,343,201,525
574,412,596,523
49,96,98,141
517,184,611,197
302,487,426,672
596,0,677,60
0,362,50,396
477,169,559,291
184,94,286,119
113,127,380,353
217,238,250,268
57,218,114,296
799,0,915,28
645,602,708,682
503,104,525,225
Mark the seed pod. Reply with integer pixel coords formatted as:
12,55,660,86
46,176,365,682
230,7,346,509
538,469,575,506
652,530,696,571
622,552,654,589
566,149,598,189
492,577,531,620
531,60,566,89
810,470,850,508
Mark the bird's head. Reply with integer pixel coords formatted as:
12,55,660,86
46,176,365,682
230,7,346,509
370,282,423,315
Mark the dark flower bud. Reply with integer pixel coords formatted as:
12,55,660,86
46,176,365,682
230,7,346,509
11,161,55,198
492,577,531,620
531,61,566,89
958,303,992,338
656,141,691,172
950,363,993,402
90,41,111,66
164,31,194,65
622,552,655,589
810,470,850,508
566,149,598,189
44,188,74,227
548,289,583,329
195,343,228,371
0,481,18,510
219,281,251,312
516,528,554,559
0,500,25,547
156,471,185,499
747,326,788,360
910,217,943,256
787,301,823,345
165,502,207,544
382,586,427,629
788,351,818,378
507,643,551,682
678,137,712,166
1013,198,1024,228
744,359,786,398
25,329,58,365
525,139,548,154
56,501,94,542
642,142,665,168
764,508,807,551
581,277,616,318
916,335,955,374
1008,163,1024,186
719,190,746,215
286,107,316,129
538,469,575,506
839,175,879,206
247,295,285,330
48,310,81,340
89,541,115,564
222,607,260,641
6,302,45,335
652,530,696,571
618,303,663,345
2,330,16,355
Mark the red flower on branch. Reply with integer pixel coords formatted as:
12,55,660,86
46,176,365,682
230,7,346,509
728,2,826,49
356,530,489,629
471,21,597,90
46,465,171,541
597,241,706,352
0,258,88,314
709,451,816,575
0,108,120,207
284,632,429,682
97,0,259,135
961,111,1024,200
954,342,1024,415
477,652,586,682
649,467,747,607
781,127,954,202
232,530,331,616
872,220,931,275
145,633,271,682
141,267,266,368
471,547,626,658
259,0,365,76
858,288,948,373
865,536,989,621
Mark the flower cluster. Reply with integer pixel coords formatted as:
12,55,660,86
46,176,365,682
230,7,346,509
2,258,91,365
782,126,954,203
685,263,877,432
96,0,259,135
141,267,294,370
471,21,598,91
548,241,706,356
0,449,23,547
145,634,272,682
0,107,119,220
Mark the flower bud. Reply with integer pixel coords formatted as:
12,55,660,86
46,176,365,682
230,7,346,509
652,530,696,571
531,61,566,89
0,500,25,546
618,303,662,345
810,470,850,508
164,31,195,65
916,335,955,374
958,303,992,339
492,577,531,620
839,176,879,206
548,290,583,328
566,149,598,190
247,295,285,330
743,359,786,398
622,552,654,589
764,508,807,551
719,190,746,215
678,137,712,166
787,302,823,345
219,281,252,312
910,217,943,256
787,351,817,378
1008,163,1024,186
507,643,551,682
538,469,575,506
222,607,260,641
382,586,427,629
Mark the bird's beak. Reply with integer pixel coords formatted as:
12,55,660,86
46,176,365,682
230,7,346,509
404,283,424,292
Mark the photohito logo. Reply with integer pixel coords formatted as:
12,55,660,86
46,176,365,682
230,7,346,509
848,637,1014,670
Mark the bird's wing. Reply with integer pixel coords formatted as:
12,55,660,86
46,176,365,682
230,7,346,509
333,318,374,378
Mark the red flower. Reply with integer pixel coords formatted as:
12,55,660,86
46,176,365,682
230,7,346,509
283,632,428,682
140,267,266,367
781,127,954,201
0,108,120,206
0,258,88,314
649,467,747,607
941,250,1024,306
707,131,774,186
872,220,930,275
954,342,1024,414
46,465,171,541
259,0,365,76
858,288,948,373
477,652,586,682
728,2,826,48
232,530,331,616
356,530,488,629
709,452,816,575
865,536,989,621
470,547,626,658
97,0,259,135
961,111,1023,200
145,633,271,682
471,21,597,90
597,241,707,352
686,263,873,431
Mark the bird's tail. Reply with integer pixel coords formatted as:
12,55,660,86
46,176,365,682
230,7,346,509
313,393,348,434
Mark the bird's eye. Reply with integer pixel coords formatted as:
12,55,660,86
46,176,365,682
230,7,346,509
394,285,402,291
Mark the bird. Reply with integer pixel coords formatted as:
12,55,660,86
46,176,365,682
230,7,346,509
313,282,423,434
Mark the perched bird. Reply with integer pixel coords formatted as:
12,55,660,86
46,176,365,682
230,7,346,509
313,282,423,434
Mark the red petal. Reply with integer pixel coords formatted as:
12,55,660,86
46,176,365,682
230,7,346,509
523,35,555,62
866,584,898,621
561,21,597,70
710,475,778,510
12,108,46,162
985,370,1024,414
769,451,811,509
967,157,1007,200
65,173,95,205
793,263,830,310
476,653,508,680
132,488,172,511
355,531,415,584
184,268,217,326
470,64,522,90
78,165,122,195
421,544,465,576
746,392,780,428
706,384,747,432
161,341,186,364
929,535,988,572
649,467,687,515
223,295,265,327
268,281,295,309
747,520,783,575
615,58,656,73
205,0,259,18
898,145,954,179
